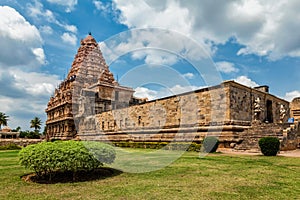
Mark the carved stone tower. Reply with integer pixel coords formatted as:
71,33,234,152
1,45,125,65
45,34,136,140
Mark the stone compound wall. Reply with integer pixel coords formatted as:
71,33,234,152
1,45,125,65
0,139,43,147
227,82,289,123
78,84,230,141
100,85,229,130
228,83,253,122
291,97,300,121
77,81,298,151
219,82,294,150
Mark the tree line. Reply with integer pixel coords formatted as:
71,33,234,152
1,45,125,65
0,112,44,139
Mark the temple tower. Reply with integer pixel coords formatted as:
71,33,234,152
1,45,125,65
45,34,136,140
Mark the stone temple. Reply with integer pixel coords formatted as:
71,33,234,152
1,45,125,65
46,34,300,151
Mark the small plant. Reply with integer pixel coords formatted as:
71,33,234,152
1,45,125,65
258,137,280,156
19,141,116,180
202,136,219,153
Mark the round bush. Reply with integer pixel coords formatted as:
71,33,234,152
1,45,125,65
258,137,280,156
202,136,219,153
19,141,116,177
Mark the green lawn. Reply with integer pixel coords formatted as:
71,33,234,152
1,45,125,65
0,149,299,200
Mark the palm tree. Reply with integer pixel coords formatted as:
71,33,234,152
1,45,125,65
0,112,9,130
30,117,42,132
15,126,21,132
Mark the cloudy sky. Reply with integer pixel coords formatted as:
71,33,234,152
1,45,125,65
1,0,300,130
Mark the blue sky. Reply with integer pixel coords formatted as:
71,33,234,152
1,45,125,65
0,0,300,130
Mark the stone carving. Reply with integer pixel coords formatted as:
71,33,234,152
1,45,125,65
45,34,139,140
254,97,262,121
77,96,85,117
279,104,286,123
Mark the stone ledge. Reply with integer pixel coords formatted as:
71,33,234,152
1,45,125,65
0,139,43,147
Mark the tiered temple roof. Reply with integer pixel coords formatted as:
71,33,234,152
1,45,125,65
45,34,136,140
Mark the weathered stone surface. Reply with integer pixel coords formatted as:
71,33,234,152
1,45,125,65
291,97,300,121
0,139,42,147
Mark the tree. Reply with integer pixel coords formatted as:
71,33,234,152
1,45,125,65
30,117,42,132
0,112,9,130
16,126,21,132
42,126,47,135
12,126,21,132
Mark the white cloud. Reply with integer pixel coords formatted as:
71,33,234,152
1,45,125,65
6,68,60,97
0,6,41,42
0,69,60,106
234,76,259,88
0,6,45,68
46,0,78,12
93,0,108,11
0,68,61,130
111,0,300,61
134,84,199,100
0,97,47,130
0,6,61,130
27,1,56,23
283,91,300,102
182,73,194,79
61,32,77,46
65,25,77,33
97,0,213,66
32,48,46,65
100,28,210,66
169,84,199,94
215,61,239,73
93,0,116,18
114,0,192,35
144,50,178,65
27,1,78,33
134,87,158,100
39,25,53,35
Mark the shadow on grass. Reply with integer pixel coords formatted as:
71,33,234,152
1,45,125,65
21,167,123,184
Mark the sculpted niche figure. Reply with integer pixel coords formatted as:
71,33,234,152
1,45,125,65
279,104,286,123
254,97,262,121
77,96,85,117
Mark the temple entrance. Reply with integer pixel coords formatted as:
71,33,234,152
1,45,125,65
266,100,273,123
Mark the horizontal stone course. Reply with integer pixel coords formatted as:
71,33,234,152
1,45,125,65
0,139,43,147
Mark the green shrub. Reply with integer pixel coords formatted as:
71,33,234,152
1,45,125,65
19,131,28,138
202,136,219,153
112,141,201,151
83,141,116,165
27,131,40,139
258,137,280,156
0,143,22,150
19,141,116,179
187,143,201,152
19,131,40,139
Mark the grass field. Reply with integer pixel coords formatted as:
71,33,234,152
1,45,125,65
0,149,299,200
